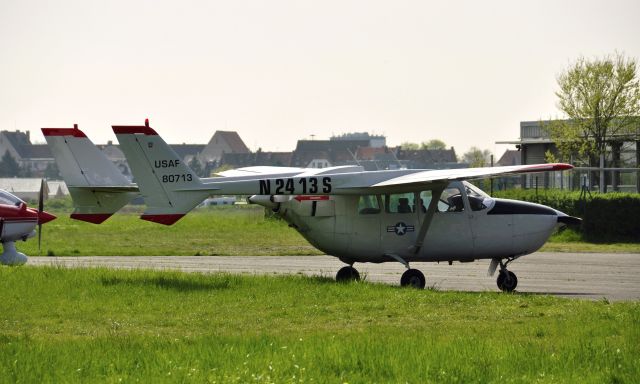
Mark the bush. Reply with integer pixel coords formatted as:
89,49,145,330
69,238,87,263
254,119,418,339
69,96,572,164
493,189,640,243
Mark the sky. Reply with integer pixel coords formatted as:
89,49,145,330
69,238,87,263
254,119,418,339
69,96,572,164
1,0,639,157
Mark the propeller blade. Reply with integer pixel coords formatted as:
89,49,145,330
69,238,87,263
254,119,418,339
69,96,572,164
39,179,45,213
38,179,44,253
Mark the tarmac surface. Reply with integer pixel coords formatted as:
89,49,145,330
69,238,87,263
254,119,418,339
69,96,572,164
28,252,640,301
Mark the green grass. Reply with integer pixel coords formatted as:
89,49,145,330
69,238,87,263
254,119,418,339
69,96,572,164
543,228,640,253
1,266,639,383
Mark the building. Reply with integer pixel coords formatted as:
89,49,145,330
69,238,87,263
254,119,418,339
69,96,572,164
221,151,293,168
198,131,250,164
330,132,386,148
497,120,640,191
289,139,370,168
0,130,55,175
395,147,461,169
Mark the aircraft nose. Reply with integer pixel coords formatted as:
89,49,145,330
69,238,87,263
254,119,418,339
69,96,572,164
38,210,57,225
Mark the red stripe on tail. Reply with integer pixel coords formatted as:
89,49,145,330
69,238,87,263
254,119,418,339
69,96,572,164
112,126,158,135
42,128,87,138
140,214,184,225
70,213,112,224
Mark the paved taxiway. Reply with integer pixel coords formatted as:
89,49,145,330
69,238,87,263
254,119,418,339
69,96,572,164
28,252,639,301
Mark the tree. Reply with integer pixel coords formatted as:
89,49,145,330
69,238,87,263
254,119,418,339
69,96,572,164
400,140,448,150
0,151,21,177
422,139,447,150
400,142,420,150
188,156,205,177
544,53,640,165
462,147,492,167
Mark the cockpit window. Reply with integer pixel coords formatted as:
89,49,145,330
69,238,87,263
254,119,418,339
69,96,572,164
440,187,465,212
468,195,487,211
0,190,24,207
357,195,381,214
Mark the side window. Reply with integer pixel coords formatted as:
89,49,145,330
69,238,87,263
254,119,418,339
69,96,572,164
357,195,381,214
419,191,432,213
439,187,465,213
385,193,416,213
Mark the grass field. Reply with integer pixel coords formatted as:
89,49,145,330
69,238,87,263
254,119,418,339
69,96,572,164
23,203,640,256
1,266,638,383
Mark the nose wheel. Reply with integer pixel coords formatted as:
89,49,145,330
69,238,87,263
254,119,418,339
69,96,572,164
496,258,518,292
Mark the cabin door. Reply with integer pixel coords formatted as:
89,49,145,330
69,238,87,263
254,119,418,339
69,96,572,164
349,195,381,256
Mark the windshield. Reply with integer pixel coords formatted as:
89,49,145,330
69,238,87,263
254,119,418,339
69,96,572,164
463,181,489,198
462,181,494,211
0,190,25,207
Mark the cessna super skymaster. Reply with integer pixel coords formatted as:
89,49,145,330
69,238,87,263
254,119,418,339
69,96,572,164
43,120,581,291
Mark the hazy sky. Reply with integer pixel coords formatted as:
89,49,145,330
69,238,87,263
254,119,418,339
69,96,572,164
1,0,639,157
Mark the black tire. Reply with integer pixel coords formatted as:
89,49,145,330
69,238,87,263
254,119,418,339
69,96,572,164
336,266,360,282
400,269,426,289
497,270,518,292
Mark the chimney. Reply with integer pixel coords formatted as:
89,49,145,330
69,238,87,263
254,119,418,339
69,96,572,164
26,130,30,141
107,140,113,146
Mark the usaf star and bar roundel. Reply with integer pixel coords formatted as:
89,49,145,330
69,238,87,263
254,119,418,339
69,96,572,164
387,222,415,236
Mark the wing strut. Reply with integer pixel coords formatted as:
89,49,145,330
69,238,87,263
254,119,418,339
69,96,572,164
410,183,446,254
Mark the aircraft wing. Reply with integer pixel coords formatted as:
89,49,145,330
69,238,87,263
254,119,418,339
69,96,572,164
368,163,572,188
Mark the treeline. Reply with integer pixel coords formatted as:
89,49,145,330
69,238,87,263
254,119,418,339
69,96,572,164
493,189,640,243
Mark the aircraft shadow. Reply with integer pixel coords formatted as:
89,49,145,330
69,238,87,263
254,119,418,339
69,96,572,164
100,275,234,292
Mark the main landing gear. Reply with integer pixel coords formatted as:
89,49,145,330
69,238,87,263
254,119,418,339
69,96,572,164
335,263,427,289
336,265,360,282
495,258,518,292
400,269,426,289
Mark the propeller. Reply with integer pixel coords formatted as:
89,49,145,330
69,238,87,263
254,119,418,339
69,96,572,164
38,178,45,252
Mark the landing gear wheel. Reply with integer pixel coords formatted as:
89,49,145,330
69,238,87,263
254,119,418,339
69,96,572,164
400,269,426,289
336,266,360,282
497,270,518,292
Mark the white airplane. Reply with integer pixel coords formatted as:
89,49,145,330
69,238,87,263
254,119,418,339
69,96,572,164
43,120,580,291
0,181,57,266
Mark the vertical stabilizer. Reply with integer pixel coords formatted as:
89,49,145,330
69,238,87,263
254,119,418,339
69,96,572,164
42,125,138,223
113,120,209,225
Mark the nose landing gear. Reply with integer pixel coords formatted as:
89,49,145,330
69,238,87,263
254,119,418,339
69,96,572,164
494,258,518,292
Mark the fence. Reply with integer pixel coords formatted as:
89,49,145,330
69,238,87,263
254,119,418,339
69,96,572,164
492,167,640,193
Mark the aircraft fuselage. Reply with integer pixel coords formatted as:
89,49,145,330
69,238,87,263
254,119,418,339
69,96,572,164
253,181,564,265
